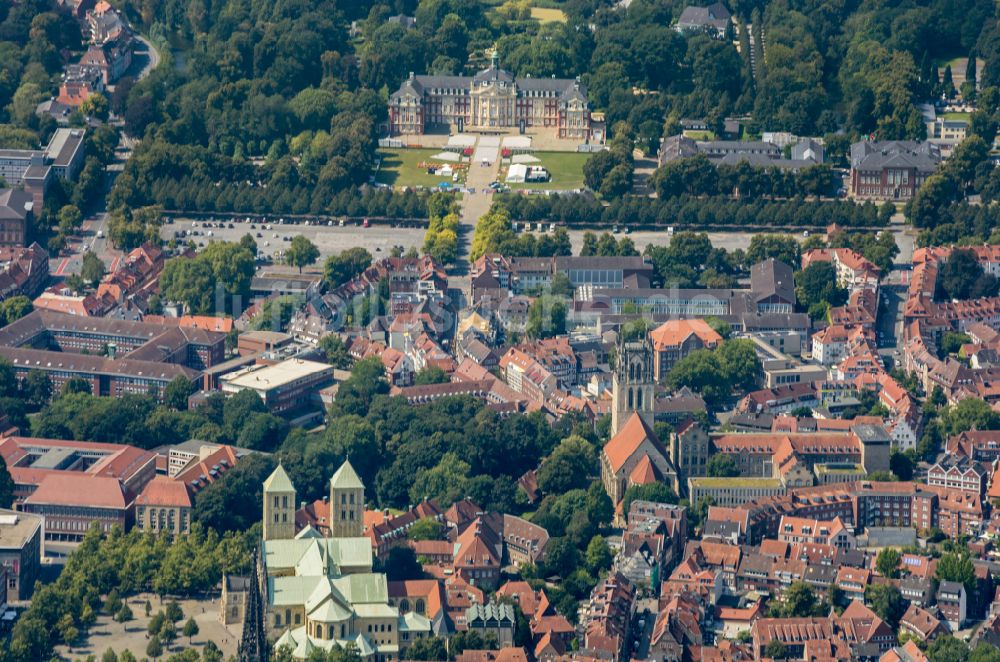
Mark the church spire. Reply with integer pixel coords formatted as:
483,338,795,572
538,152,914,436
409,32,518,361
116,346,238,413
238,546,267,662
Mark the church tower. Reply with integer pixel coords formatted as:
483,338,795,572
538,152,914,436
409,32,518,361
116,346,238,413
262,464,296,541
329,460,365,538
612,335,656,435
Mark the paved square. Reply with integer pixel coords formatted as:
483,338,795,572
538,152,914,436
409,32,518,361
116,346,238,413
54,593,242,660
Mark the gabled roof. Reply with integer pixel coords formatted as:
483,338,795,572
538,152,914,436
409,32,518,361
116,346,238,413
0,189,32,220
135,475,192,508
454,517,502,569
603,413,668,473
648,318,722,351
629,455,660,485
25,473,127,509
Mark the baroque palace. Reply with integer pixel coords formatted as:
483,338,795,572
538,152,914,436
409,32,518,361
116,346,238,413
388,55,592,138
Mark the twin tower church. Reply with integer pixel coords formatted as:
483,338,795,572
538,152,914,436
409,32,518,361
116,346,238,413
242,460,418,661
240,338,678,660
263,459,364,541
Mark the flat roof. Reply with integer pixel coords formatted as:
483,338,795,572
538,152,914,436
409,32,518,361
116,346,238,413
815,463,865,474
0,149,41,159
240,330,293,343
30,447,76,470
23,164,51,180
221,358,332,390
0,508,43,550
45,128,85,167
689,477,783,488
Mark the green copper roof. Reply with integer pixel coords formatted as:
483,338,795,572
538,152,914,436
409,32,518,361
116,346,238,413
330,460,364,490
264,464,296,493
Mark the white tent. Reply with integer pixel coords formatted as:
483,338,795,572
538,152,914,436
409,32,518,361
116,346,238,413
506,163,528,183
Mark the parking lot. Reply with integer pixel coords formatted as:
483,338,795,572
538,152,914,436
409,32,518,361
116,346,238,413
161,216,428,262
162,214,913,270
162,214,768,263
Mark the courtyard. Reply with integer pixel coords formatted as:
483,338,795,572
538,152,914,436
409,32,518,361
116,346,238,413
53,593,242,660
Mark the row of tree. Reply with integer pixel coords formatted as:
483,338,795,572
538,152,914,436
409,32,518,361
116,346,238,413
653,155,842,200
495,192,888,229
422,194,460,264
107,144,431,246
470,204,572,262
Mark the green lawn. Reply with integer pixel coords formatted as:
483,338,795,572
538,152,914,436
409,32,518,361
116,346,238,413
941,112,971,121
375,148,466,188
505,151,590,191
683,130,716,140
530,7,568,22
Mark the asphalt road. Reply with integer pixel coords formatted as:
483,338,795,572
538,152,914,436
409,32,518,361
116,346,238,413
50,212,119,277
132,35,161,80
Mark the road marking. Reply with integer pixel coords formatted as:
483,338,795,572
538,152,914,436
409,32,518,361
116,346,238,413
55,258,70,275
109,256,121,271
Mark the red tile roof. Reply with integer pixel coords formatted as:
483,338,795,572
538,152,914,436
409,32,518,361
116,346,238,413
25,473,127,509
603,413,667,473
135,475,192,508
649,318,722,351
629,455,660,485
173,445,239,495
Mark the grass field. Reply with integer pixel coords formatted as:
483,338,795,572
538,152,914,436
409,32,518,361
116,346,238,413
505,151,590,190
683,130,716,140
530,6,568,22
941,111,972,121
375,148,465,188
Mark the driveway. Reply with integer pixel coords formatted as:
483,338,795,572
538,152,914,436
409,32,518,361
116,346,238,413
457,136,502,264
